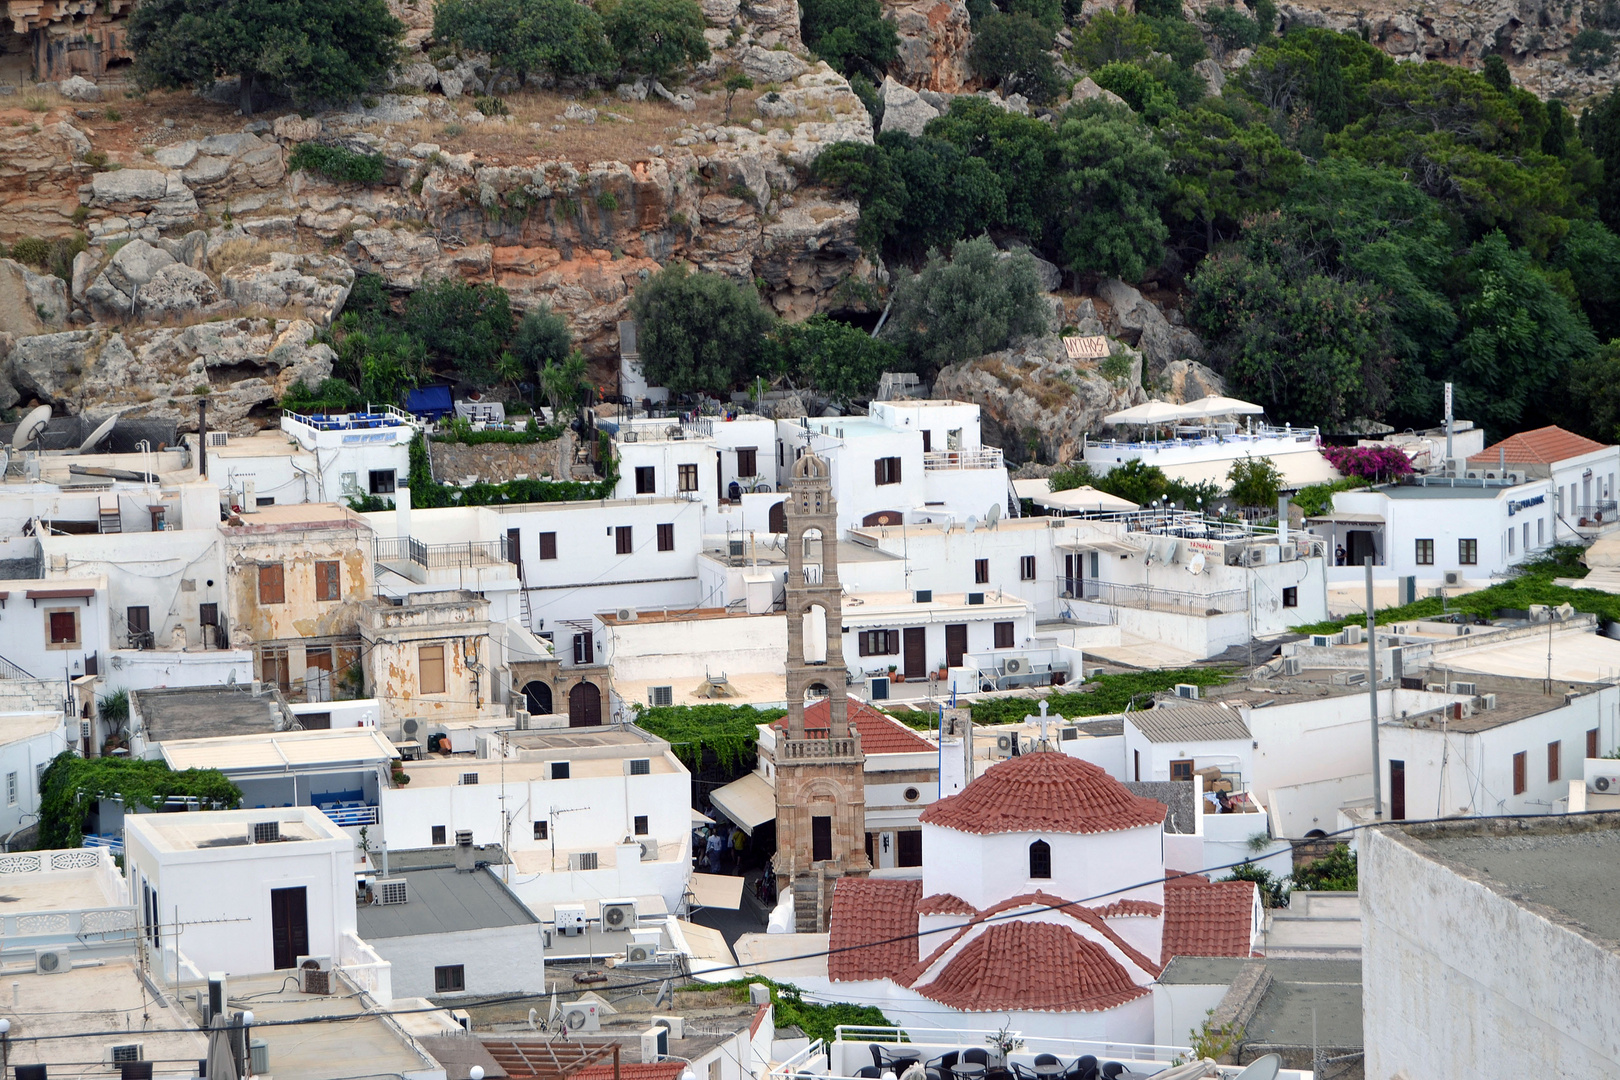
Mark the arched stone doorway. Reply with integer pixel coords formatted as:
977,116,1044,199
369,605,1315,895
568,681,602,727
768,501,786,533
522,680,552,715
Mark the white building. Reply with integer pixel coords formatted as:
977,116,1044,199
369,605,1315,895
0,709,79,842
269,406,416,505
123,806,385,990
775,401,1012,534
356,861,544,999
1085,423,1335,491
1363,815,1620,1080
1465,425,1620,542
609,413,780,512
378,725,692,912
0,574,111,681
1311,474,1557,587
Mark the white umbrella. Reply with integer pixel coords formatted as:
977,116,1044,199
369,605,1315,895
1182,395,1265,418
206,1015,240,1080
1102,400,1199,426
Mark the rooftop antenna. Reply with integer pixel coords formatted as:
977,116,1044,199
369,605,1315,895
986,502,1000,530
76,414,118,455
12,405,50,452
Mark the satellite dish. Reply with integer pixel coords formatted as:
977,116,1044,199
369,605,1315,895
986,503,1001,528
77,415,118,454
1232,1056,1281,1080
12,405,51,451
1187,552,1207,576
941,519,953,536
965,516,978,534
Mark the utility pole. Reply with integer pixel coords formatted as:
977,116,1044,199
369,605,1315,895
1366,557,1383,818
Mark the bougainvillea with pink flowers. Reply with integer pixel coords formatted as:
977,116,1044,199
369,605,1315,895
1319,444,1416,481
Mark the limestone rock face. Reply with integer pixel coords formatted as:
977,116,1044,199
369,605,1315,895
218,251,355,324
0,259,70,336
1,123,96,235
738,45,811,82
136,263,221,319
58,76,101,102
879,76,940,136
1163,358,1226,404
85,239,177,321
883,0,973,91
1096,278,1206,381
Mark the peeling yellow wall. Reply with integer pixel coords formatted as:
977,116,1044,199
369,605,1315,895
225,528,373,643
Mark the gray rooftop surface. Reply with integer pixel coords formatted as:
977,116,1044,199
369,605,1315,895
1130,701,1251,743
134,686,288,741
356,867,537,939
1415,822,1620,942
1159,958,1362,1049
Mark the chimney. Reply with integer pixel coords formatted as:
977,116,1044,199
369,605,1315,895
1277,495,1290,547
395,482,412,537
198,398,208,478
454,829,476,872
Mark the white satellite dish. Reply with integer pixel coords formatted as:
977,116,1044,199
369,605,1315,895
965,516,979,534
1232,1055,1281,1080
941,519,953,536
12,405,51,451
1187,552,1207,576
986,503,1001,528
77,415,118,454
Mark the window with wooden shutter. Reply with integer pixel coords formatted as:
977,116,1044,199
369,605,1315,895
994,621,1015,649
975,559,989,584
539,532,558,559
1548,741,1561,783
657,523,674,551
48,610,78,645
419,645,446,694
1512,751,1526,795
615,526,633,554
737,447,757,476
874,457,902,485
315,560,340,601
258,563,285,604
1590,727,1601,758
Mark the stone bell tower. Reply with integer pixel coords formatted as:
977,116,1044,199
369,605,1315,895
773,446,869,925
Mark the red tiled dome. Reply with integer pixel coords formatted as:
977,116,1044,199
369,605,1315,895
920,751,1166,835
914,921,1150,1013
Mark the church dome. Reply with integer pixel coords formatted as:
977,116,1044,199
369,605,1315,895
920,751,1166,836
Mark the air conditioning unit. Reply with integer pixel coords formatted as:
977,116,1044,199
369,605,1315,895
515,709,532,731
376,878,409,905
914,589,933,603
729,540,745,558
247,820,280,844
569,851,599,871
1346,671,1367,686
1590,775,1620,793
1060,726,1078,741
967,592,985,605
617,607,639,621
207,974,228,1021
1174,683,1199,700
869,675,890,700
1280,543,1297,561
1311,635,1335,647
1243,546,1267,567
561,1002,602,1033
461,770,481,784
475,737,492,760
993,733,1015,759
297,955,333,995
451,1009,472,1032
1444,571,1463,586
1281,657,1302,676
1344,625,1362,645
1003,657,1027,675
555,904,588,936
1450,681,1477,696
600,900,637,930
648,685,673,707
652,1015,686,1040
626,943,657,964
640,1025,669,1062
638,838,659,861
34,948,68,975
1480,693,1497,710
109,1043,143,1064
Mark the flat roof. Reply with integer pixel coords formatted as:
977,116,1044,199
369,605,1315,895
0,861,123,910
615,672,787,709
503,726,664,753
1402,817,1620,942
128,807,346,852
180,969,434,1079
1436,626,1620,683
135,686,289,742
160,727,399,772
3,956,208,1074
227,501,372,529
1157,958,1362,1049
356,866,536,938
0,711,68,744
210,430,310,459
402,753,682,787
1389,684,1586,734
1377,483,1519,499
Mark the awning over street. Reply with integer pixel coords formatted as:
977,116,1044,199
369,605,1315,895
1057,538,1138,555
688,872,746,910
709,771,775,836
1307,512,1386,525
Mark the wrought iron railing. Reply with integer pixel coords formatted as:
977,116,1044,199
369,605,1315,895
374,537,513,569
923,448,1004,471
1067,578,1247,614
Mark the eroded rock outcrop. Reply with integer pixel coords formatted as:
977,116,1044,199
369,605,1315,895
883,0,974,91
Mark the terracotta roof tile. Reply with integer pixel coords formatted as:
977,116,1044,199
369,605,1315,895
1095,899,1163,918
777,698,936,755
917,893,975,915
1468,425,1610,466
827,877,923,982
920,753,1166,835
1161,876,1258,965
913,921,1151,1014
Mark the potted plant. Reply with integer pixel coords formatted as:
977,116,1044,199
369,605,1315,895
936,666,948,681
889,663,902,684
985,1022,1023,1066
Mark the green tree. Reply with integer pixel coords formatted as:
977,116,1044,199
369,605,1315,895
513,303,573,376
1481,53,1513,94
927,98,1063,242
1564,344,1620,444
1092,459,1169,505
1204,4,1261,52
1092,61,1180,122
1579,88,1620,232
128,0,403,115
723,71,754,122
1072,10,1158,69
1569,29,1616,75
598,0,710,81
538,350,590,417
39,754,241,849
1047,460,1097,492
432,0,612,86
1442,231,1599,435
769,315,903,405
1158,104,1304,251
876,131,1007,260
1226,454,1282,508
970,13,1063,104
1053,103,1171,280
1551,219,1620,342
883,236,1048,377
629,264,775,395
404,278,514,386
800,0,899,78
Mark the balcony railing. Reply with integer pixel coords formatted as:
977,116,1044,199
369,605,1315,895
375,536,513,569
321,804,379,827
923,448,1004,471
781,736,859,761
1573,501,1618,525
1065,578,1247,615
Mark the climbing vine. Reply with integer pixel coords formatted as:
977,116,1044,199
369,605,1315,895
403,431,617,508
633,704,784,774
38,754,241,849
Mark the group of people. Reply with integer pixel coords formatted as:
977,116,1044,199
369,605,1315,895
693,822,747,874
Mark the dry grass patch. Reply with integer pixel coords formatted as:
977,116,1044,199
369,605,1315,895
208,237,292,273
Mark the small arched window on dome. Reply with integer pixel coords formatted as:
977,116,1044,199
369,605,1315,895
1029,839,1052,880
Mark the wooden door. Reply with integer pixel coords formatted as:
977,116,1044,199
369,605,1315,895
903,627,926,680
1390,759,1406,821
945,624,968,669
1064,554,1081,597
270,886,309,970
568,681,602,727
507,527,522,580
768,501,786,533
